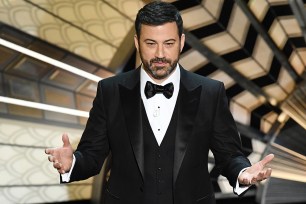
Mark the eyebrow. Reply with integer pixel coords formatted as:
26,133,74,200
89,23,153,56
144,38,176,42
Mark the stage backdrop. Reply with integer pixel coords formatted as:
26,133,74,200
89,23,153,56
0,117,91,204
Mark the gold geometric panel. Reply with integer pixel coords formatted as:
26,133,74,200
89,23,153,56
61,54,98,73
267,0,290,5
278,68,296,93
0,0,117,67
0,46,18,70
228,4,250,45
279,16,302,37
7,105,43,119
6,75,40,101
77,81,98,97
232,90,263,110
76,94,93,125
208,70,235,89
179,49,208,72
263,83,288,102
28,40,66,60
47,69,85,90
230,100,251,125
248,0,269,22
104,0,144,20
269,20,288,49
34,0,134,46
252,36,274,71
202,31,240,55
42,85,78,123
297,49,306,65
202,0,223,19
8,56,52,79
43,85,75,108
181,5,214,30
231,58,266,79
289,50,306,75
95,68,115,79
260,111,279,133
76,94,94,112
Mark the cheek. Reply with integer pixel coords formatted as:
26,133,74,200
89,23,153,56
140,49,155,60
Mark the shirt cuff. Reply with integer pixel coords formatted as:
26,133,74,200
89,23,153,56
60,154,76,182
234,167,250,195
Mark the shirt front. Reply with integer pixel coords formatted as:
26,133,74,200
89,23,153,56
140,65,180,146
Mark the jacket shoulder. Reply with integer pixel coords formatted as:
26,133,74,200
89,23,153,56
98,68,139,87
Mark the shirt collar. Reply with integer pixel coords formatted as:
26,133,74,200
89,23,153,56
140,64,180,97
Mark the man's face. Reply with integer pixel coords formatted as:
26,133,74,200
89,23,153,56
134,22,185,82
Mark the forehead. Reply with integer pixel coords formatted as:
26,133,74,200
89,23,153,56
139,22,179,40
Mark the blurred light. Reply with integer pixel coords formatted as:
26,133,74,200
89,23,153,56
0,38,102,82
258,95,267,103
0,96,89,118
277,112,289,123
269,98,278,106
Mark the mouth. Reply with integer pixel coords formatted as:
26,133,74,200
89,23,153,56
153,61,167,66
151,58,170,67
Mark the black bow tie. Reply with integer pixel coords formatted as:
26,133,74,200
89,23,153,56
144,81,174,99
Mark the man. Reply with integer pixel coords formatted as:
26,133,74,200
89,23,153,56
46,1,274,204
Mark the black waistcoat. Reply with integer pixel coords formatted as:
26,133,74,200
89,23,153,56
142,102,178,204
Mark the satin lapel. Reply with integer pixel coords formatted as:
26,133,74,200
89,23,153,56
119,70,144,181
173,71,202,185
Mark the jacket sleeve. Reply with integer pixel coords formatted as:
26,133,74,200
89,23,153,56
209,82,251,187
69,81,110,182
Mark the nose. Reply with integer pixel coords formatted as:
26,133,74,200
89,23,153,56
155,44,165,58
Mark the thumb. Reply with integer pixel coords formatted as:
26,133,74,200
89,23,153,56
261,153,274,166
62,133,71,148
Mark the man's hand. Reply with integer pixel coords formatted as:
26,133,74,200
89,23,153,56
238,154,274,186
45,133,74,174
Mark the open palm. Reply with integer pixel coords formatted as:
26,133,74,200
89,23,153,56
238,154,274,186
45,133,74,174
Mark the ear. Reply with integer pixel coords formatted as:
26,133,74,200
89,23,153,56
134,34,139,52
180,33,185,52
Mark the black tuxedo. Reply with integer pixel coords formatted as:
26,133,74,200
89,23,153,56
69,66,251,204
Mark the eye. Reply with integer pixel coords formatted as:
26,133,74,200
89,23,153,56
146,42,156,47
165,42,174,47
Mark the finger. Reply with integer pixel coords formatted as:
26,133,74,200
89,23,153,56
53,162,62,169
59,169,66,174
242,178,251,186
45,148,53,155
251,177,257,184
62,133,71,148
263,168,272,178
260,154,274,166
258,169,273,182
48,156,54,162
257,171,265,179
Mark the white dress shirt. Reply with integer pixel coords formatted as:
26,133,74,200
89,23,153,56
140,65,180,146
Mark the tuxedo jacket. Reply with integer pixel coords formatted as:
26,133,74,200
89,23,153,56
69,66,251,204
